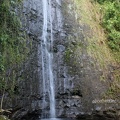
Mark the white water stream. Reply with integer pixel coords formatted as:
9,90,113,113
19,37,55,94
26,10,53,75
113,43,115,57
41,0,55,118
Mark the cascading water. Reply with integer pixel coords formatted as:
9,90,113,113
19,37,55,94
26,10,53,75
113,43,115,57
41,0,56,118
48,0,56,117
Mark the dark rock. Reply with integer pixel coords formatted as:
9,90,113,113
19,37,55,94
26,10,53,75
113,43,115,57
57,45,65,52
20,109,42,120
76,113,92,119
11,109,28,120
70,89,83,97
103,110,116,118
1,0,119,119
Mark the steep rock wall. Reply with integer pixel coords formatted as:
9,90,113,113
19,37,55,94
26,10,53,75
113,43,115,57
2,0,119,119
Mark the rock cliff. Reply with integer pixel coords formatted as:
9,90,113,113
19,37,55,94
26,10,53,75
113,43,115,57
1,0,119,120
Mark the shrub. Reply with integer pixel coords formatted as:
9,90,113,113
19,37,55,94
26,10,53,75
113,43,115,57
95,0,120,51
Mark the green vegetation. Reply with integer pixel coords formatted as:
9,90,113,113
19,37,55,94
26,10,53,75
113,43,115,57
96,0,120,51
94,0,120,99
0,0,28,110
0,0,24,72
0,115,10,120
73,0,120,99
74,0,114,68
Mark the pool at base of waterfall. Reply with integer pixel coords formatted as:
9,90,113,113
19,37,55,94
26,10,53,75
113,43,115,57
21,116,118,120
21,117,77,120
40,118,75,120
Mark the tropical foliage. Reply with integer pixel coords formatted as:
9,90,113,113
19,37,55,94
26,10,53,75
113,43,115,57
96,0,120,51
0,0,27,99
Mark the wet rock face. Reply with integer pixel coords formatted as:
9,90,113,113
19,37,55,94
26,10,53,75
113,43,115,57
12,0,83,118
2,0,119,119
8,0,44,119
54,0,119,118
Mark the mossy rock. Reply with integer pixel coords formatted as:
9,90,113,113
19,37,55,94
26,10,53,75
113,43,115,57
0,115,10,120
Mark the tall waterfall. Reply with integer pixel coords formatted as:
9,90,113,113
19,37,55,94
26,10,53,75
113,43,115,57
41,0,56,118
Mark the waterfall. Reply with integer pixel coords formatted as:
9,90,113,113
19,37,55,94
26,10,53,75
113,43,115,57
41,0,56,118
